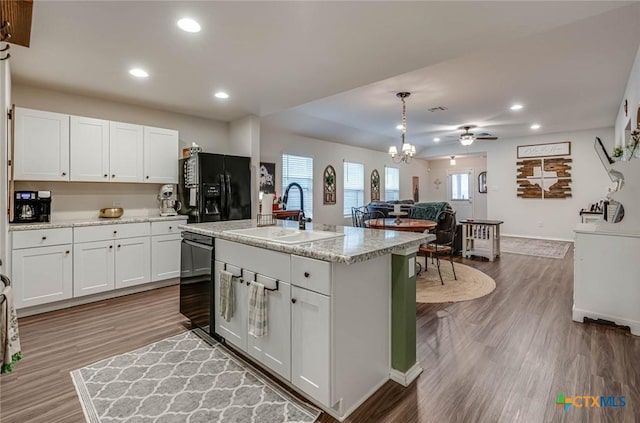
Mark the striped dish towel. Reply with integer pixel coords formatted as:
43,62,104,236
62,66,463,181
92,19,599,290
219,270,235,322
248,282,268,337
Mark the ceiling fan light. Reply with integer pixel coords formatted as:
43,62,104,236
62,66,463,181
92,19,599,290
450,156,456,166
460,135,474,146
402,143,412,153
388,146,398,156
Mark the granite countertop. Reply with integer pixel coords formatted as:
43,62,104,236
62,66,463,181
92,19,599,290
574,222,640,238
179,220,433,264
9,215,188,231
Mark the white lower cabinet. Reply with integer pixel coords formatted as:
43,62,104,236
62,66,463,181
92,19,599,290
12,244,73,308
247,273,291,380
151,234,181,281
115,236,151,288
214,260,248,350
291,285,331,406
74,240,115,297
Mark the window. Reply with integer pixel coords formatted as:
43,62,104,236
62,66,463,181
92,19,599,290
343,161,364,217
450,171,470,200
282,154,313,218
385,167,400,201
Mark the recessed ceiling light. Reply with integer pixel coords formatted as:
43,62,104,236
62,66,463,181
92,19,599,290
129,68,149,78
434,138,440,142
214,91,229,99
177,18,201,33
510,104,524,111
396,124,403,130
530,123,541,130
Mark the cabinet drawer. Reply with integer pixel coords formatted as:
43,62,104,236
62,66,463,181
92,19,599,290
216,239,290,282
74,222,151,243
291,255,331,296
151,220,183,236
12,228,73,249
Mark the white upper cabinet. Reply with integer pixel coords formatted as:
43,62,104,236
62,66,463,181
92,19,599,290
14,108,178,184
109,121,144,182
144,126,179,183
70,116,110,182
14,108,70,181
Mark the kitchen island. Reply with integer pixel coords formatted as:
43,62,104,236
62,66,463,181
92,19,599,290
180,219,433,421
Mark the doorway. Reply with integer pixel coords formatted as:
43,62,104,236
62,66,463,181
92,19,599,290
447,169,474,220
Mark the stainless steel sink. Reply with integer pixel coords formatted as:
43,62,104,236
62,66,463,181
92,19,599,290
223,226,344,244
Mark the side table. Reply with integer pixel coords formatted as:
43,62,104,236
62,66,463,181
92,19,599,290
459,219,504,261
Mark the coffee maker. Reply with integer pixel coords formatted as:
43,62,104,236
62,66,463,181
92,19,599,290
12,191,52,223
158,184,181,216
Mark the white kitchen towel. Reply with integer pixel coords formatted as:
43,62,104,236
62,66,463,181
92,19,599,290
248,281,268,337
219,270,235,322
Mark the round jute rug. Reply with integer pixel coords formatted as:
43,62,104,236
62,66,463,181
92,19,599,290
416,260,496,303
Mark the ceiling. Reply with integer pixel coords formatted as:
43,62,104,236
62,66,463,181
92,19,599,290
11,1,640,155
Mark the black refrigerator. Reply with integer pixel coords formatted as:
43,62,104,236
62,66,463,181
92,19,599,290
177,153,252,223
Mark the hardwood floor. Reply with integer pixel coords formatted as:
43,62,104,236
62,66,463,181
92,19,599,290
2,250,639,423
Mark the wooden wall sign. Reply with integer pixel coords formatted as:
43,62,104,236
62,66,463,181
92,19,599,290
517,141,571,159
370,169,380,201
516,157,572,199
323,165,336,205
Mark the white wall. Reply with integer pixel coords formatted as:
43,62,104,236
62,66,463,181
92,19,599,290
14,181,162,220
261,128,430,225
0,47,10,274
422,127,614,241
13,84,230,154
610,42,640,227
426,155,487,219
229,115,261,217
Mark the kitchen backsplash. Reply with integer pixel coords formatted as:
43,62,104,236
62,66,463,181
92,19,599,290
13,181,167,220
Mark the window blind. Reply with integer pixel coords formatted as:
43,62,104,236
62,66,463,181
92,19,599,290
385,167,400,201
343,161,364,217
282,154,313,218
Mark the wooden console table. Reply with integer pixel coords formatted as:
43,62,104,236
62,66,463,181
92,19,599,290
460,219,503,261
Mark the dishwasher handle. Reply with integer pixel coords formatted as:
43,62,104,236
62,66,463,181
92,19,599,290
182,239,214,252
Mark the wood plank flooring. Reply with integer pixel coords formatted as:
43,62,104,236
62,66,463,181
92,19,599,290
2,250,639,423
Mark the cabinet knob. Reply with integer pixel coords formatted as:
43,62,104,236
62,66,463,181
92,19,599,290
109,245,113,249
304,272,310,278
112,174,115,178
291,298,297,304
117,244,121,248
146,176,149,179
42,236,47,240
65,250,70,254
61,172,66,176
104,174,108,178
169,226,172,230
113,230,117,234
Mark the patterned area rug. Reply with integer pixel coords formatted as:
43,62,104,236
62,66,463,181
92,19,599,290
416,260,496,303
500,236,571,259
71,331,320,423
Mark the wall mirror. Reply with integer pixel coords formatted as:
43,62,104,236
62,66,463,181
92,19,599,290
478,171,487,193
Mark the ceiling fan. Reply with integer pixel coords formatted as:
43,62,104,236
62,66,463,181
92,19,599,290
456,125,498,146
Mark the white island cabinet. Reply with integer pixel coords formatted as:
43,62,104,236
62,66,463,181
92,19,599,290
574,224,640,335
213,238,391,420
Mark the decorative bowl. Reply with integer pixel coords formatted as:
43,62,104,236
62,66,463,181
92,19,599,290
99,207,124,218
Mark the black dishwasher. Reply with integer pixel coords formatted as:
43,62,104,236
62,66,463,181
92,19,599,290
180,232,215,334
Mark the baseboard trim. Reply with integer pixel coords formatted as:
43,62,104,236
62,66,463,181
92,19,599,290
389,362,423,387
501,233,574,243
17,278,179,317
572,306,640,336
